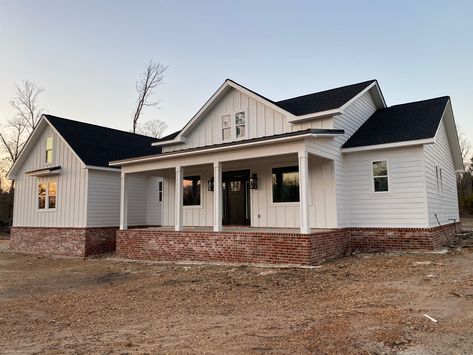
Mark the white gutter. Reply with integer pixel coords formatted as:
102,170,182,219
110,132,343,167
84,165,121,172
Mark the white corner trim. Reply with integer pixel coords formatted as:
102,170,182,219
341,138,435,153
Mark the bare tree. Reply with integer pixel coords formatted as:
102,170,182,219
135,119,168,138
458,128,471,170
0,117,28,169
132,60,167,133
10,80,44,132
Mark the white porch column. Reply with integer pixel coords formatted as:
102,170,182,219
175,166,183,231
299,151,310,234
213,161,223,232
119,172,128,230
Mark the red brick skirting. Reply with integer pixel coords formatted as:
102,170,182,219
116,223,461,266
10,227,117,257
117,229,348,266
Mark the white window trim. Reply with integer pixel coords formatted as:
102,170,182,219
220,108,249,143
37,180,57,211
270,163,302,206
371,159,390,194
182,173,204,209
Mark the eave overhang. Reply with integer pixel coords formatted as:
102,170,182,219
25,166,62,177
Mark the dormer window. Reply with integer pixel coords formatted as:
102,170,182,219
235,111,246,139
222,115,231,140
45,136,53,163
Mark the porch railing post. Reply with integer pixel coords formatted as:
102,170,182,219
119,172,128,230
213,161,223,232
299,151,310,234
175,166,183,231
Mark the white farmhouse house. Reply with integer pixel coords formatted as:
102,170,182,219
8,79,463,265
7,115,166,256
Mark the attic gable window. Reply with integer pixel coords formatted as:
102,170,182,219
235,111,246,139
222,115,231,140
372,160,389,192
45,136,53,163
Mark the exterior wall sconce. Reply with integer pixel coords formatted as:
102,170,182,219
249,174,258,189
208,178,214,191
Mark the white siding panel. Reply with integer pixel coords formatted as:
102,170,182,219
86,170,121,227
342,146,428,227
12,124,87,227
424,119,459,226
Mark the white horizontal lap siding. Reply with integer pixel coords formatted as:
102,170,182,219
424,119,459,226
343,146,427,227
86,170,120,227
12,125,87,227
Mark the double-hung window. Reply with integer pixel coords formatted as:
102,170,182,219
38,181,57,210
235,111,246,139
372,161,389,192
222,115,231,140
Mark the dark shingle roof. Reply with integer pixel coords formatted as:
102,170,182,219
342,97,450,149
275,80,376,116
44,115,169,168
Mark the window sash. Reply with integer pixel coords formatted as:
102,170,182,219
272,166,300,203
183,175,201,206
372,161,388,192
45,137,53,163
38,182,56,209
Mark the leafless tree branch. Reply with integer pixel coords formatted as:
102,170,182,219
10,80,44,132
132,60,167,133
135,119,168,138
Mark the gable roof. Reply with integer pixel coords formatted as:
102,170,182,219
275,80,377,116
44,115,165,168
156,78,384,145
342,97,450,149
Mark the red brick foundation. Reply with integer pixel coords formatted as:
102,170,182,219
348,223,461,252
10,227,117,257
116,223,461,266
117,229,348,266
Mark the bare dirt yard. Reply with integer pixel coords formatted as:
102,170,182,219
0,237,473,354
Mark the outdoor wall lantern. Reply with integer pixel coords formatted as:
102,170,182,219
249,174,258,189
208,178,214,191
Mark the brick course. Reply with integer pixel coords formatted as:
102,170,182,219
10,227,117,257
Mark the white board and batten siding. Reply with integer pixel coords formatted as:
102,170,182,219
424,119,459,226
13,125,88,227
342,146,428,228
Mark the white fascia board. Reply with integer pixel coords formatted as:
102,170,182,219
339,82,385,111
341,138,435,153
84,165,121,173
287,108,342,124
152,137,186,147
110,132,342,167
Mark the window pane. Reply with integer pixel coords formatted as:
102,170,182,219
222,127,231,140
374,177,388,192
48,182,57,209
183,176,201,206
372,161,387,176
235,111,245,125
222,115,231,128
272,166,300,203
236,125,245,138
46,137,53,150
38,183,46,209
46,150,53,163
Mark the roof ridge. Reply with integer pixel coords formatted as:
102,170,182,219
387,96,450,108
43,114,158,140
275,79,377,104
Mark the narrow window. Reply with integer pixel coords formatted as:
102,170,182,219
45,136,53,163
183,175,201,206
439,168,443,193
272,166,300,203
372,161,389,192
48,182,57,209
222,115,231,140
38,183,47,209
235,111,246,139
158,181,163,202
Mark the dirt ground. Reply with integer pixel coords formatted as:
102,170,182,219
0,237,473,354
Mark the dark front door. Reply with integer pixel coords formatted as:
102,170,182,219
223,170,250,226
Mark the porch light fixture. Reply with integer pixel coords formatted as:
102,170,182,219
208,178,214,191
249,174,258,189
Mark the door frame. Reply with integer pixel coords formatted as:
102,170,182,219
222,169,251,226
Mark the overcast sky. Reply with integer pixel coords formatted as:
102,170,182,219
1,0,472,152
